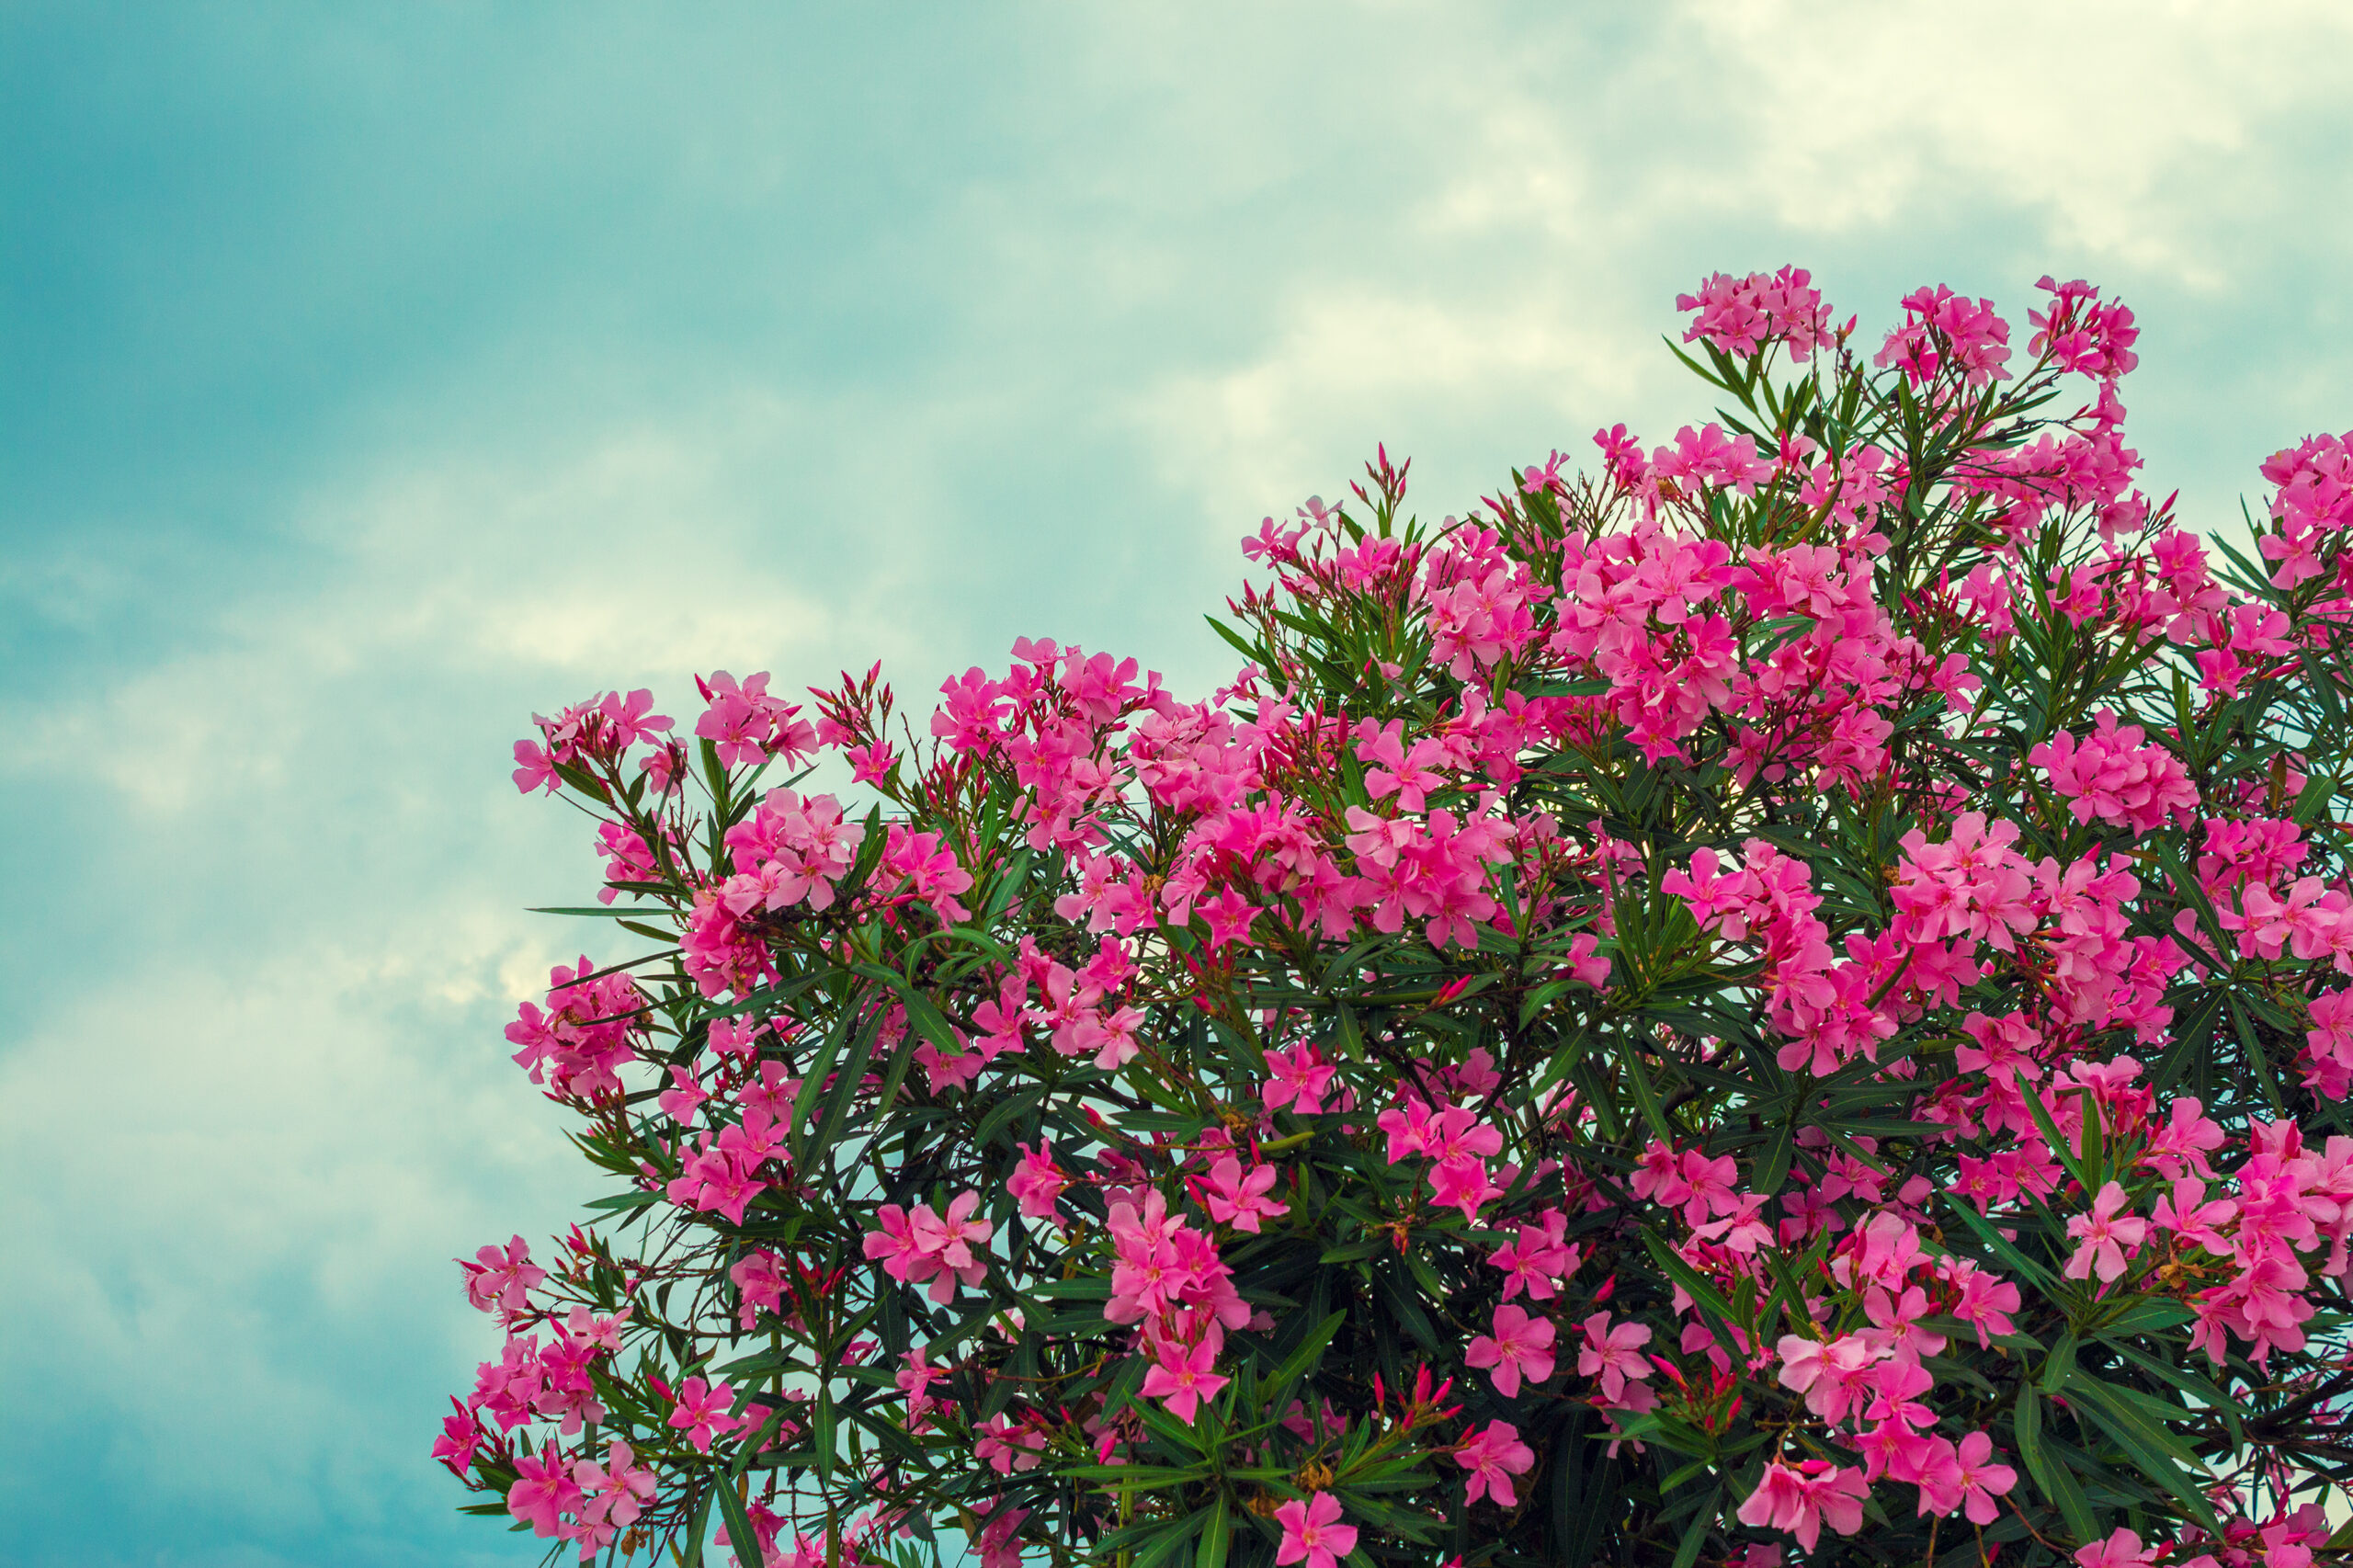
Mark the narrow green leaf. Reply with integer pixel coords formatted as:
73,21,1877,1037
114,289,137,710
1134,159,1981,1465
1668,1483,1722,1568
2063,1369,2219,1532
1198,1493,1232,1568
711,1475,764,1568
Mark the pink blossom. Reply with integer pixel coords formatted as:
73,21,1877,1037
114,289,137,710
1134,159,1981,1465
1735,1460,1868,1552
1274,1492,1358,1568
2075,1528,2157,1568
2063,1180,2149,1283
1465,1303,1558,1398
1007,1141,1070,1226
1139,1335,1230,1423
1576,1312,1654,1403
1195,1153,1289,1233
573,1438,654,1533
665,1376,743,1453
1774,1332,1887,1425
460,1236,547,1315
1262,1044,1336,1116
1677,266,1832,361
1454,1419,1536,1506
1488,1210,1578,1301
729,1250,785,1329
1933,1430,2016,1525
506,1447,585,1539
862,1190,995,1303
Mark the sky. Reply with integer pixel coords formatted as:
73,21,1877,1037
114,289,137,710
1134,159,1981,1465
3,4,2349,1564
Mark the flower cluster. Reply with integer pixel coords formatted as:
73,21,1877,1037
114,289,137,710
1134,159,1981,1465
442,270,2353,1568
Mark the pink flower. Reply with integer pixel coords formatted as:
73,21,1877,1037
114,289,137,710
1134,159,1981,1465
1195,1153,1289,1233
2150,1177,2236,1254
1465,1303,1557,1398
1576,1312,1654,1403
895,1347,949,1427
1199,887,1265,953
1774,1332,1888,1425
1948,1431,2016,1525
1455,1419,1536,1506
1140,1336,1230,1423
864,1190,995,1303
2075,1528,2157,1568
729,1250,785,1329
573,1438,654,1531
2063,1180,2149,1283
1263,1044,1336,1116
1007,1141,1069,1226
1427,1155,1506,1221
506,1447,585,1539
976,1503,1032,1568
460,1236,548,1315
1274,1492,1358,1568
665,1376,743,1453
1488,1210,1578,1301
1734,1460,1868,1552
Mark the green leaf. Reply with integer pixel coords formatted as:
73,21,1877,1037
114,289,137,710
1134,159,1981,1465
2016,1384,2097,1543
1620,1046,1674,1142
528,905,675,917
2039,1334,2076,1394
1198,1493,1232,1568
711,1475,764,1568
2105,1342,2243,1449
1750,1121,1794,1198
1942,1194,2060,1294
2063,1368,2219,1532
679,1481,715,1568
1264,1311,1347,1412
2015,1079,2090,1193
1667,1482,1722,1568
801,1009,884,1176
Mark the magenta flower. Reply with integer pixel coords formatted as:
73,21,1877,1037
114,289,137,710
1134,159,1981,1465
506,1447,584,1540
1576,1312,1654,1403
1734,1459,1867,1552
1139,1335,1229,1423
1196,1153,1289,1233
665,1376,744,1453
1949,1431,2017,1525
2063,1180,2149,1283
2075,1528,2157,1568
1455,1419,1535,1506
1262,1044,1336,1116
1006,1140,1069,1225
459,1235,547,1315
1273,1492,1358,1568
573,1438,654,1530
1465,1303,1557,1398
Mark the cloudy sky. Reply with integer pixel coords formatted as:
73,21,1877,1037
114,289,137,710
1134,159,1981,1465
4,4,2348,1563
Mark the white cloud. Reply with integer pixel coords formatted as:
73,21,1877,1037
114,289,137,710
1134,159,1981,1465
0,931,578,1530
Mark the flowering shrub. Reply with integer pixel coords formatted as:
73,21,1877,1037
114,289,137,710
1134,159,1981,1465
442,267,2353,1568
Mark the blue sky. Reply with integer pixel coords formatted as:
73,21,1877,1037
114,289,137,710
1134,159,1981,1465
3,5,2348,1564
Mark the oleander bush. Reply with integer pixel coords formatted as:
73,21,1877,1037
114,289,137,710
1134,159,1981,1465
439,267,2353,1568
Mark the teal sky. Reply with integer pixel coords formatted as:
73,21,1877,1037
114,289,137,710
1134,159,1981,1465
4,6,2348,1564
